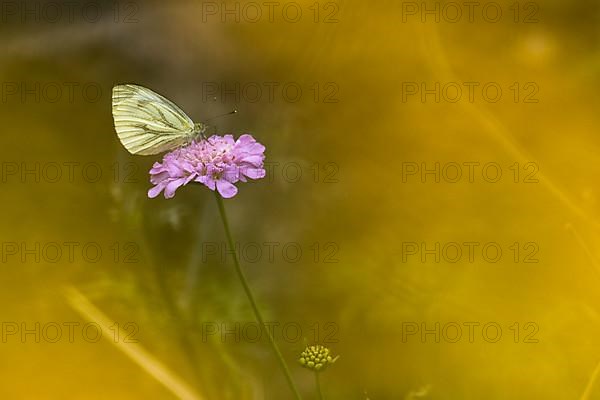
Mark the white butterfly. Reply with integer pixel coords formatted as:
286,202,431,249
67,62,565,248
112,84,207,155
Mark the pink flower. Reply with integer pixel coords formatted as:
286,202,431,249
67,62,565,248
148,134,266,199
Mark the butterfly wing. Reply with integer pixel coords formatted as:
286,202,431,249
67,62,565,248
112,84,196,155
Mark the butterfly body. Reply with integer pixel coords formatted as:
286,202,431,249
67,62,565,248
112,84,207,155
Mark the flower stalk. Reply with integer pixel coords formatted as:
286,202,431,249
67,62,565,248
315,371,324,400
214,192,302,400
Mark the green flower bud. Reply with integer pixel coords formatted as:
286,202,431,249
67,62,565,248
298,345,339,372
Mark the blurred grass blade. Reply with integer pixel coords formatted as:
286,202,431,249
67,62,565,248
580,359,600,400
566,223,600,276
421,23,597,228
64,286,204,400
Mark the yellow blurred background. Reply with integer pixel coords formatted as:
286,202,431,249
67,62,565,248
1,0,600,398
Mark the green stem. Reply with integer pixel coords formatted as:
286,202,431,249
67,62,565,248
315,372,323,400
214,192,302,400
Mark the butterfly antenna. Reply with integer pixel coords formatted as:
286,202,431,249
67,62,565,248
205,107,238,122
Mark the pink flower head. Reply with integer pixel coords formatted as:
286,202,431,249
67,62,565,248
148,134,266,199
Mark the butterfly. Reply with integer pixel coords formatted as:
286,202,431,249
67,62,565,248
112,84,208,155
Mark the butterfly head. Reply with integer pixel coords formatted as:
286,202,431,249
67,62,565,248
194,122,209,140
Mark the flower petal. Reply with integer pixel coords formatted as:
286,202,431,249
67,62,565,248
216,180,238,198
164,178,187,199
239,155,264,166
243,168,266,180
148,182,167,198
